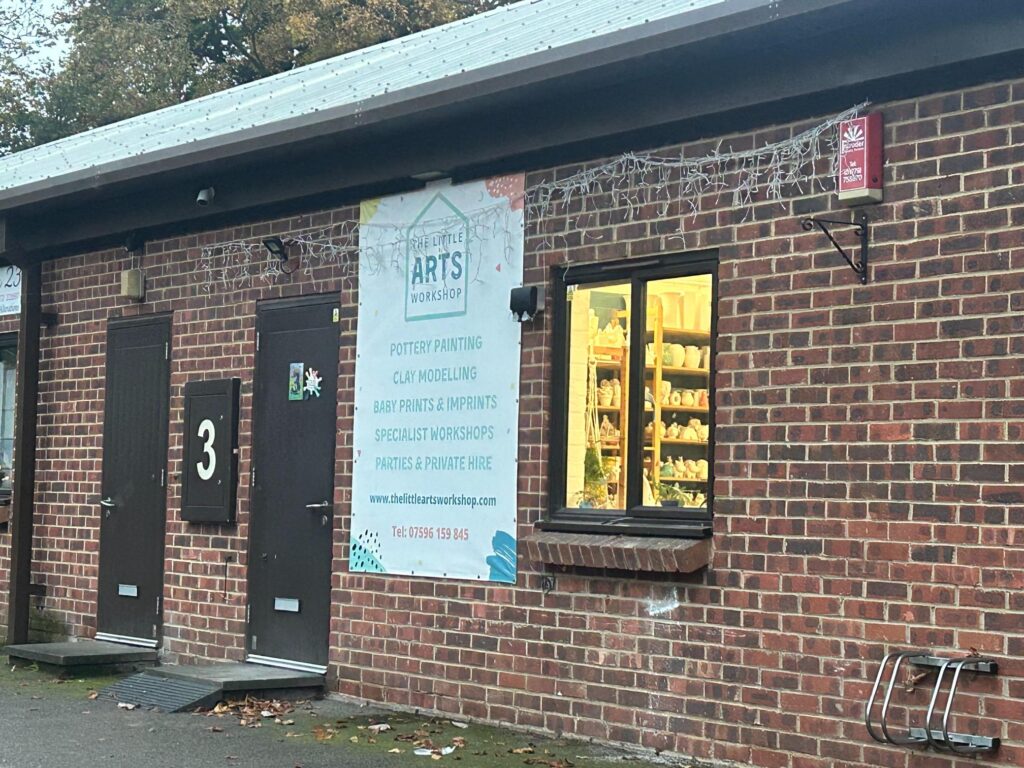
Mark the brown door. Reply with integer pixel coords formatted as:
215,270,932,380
247,296,338,672
96,315,171,647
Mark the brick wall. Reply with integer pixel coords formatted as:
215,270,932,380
2,77,1023,766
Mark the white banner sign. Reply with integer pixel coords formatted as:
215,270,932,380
0,266,21,315
351,176,524,583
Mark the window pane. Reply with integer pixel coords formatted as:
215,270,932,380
0,345,13,491
644,275,712,512
564,281,631,509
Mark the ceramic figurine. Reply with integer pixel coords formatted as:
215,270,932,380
667,421,681,439
674,456,687,476
680,390,695,407
660,460,675,478
697,389,709,408
670,390,682,406
611,378,621,407
698,424,710,441
682,425,698,442
697,459,709,480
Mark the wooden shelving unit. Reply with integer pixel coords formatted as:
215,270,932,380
592,343,629,508
644,298,711,506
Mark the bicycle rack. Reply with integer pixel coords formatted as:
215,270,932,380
865,651,999,754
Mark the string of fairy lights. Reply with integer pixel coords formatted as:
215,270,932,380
194,102,868,297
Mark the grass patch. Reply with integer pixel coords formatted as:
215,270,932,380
0,659,123,701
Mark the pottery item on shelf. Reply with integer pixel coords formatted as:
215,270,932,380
674,456,687,475
645,343,656,366
687,418,702,429
697,459,709,480
670,390,682,406
682,425,699,442
597,383,613,407
701,346,711,370
600,415,615,438
680,288,698,329
644,422,653,439
644,387,655,410
609,319,626,347
667,421,681,439
697,389,709,408
657,420,667,438
611,378,621,407
683,345,701,369
660,460,675,479
661,343,674,366
670,343,685,368
660,381,672,404
660,292,682,327
679,389,695,408
698,424,710,441
697,289,712,332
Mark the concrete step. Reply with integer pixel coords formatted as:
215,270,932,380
147,662,324,695
5,640,158,673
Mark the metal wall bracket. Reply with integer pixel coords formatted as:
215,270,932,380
865,650,1000,754
801,213,869,284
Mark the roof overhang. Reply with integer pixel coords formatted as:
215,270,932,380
3,0,1024,262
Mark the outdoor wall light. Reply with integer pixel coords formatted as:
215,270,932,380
262,236,288,262
262,236,296,274
510,284,544,322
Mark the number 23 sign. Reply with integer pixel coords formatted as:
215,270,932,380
181,379,240,523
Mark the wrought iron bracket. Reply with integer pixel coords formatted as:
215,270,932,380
801,213,870,284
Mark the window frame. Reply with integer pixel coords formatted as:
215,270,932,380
543,251,718,539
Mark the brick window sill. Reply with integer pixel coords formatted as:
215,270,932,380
523,530,711,573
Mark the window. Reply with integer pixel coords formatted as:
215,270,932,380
0,337,15,522
544,253,716,538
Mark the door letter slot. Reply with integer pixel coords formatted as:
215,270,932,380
118,584,139,598
274,597,301,613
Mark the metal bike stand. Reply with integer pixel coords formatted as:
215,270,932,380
866,651,1000,754
865,650,930,747
913,655,1001,754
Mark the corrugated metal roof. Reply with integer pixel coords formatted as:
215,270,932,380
0,0,728,198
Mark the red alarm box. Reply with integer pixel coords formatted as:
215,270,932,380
837,113,883,205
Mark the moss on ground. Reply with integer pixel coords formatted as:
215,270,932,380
242,708,665,767
0,659,123,701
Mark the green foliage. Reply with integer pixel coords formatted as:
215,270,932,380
0,0,514,154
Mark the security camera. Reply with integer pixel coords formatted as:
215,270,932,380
196,187,215,206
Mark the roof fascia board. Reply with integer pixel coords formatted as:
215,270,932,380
0,0,850,212
12,3,1024,257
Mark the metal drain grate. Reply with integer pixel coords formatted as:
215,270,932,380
101,673,222,712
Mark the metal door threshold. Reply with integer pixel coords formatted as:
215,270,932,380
246,653,327,675
95,631,159,648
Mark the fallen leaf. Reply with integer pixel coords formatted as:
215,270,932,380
509,746,535,755
209,726,224,733
450,721,469,729
388,748,404,754
368,723,391,734
117,702,137,711
87,691,99,700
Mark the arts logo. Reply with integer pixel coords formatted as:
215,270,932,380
404,193,470,322
841,122,865,152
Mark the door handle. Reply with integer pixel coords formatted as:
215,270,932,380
305,501,331,510
99,497,116,518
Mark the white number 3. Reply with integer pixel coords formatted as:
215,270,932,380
197,419,216,480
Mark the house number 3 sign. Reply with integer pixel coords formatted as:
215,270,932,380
181,379,240,523
196,419,217,480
